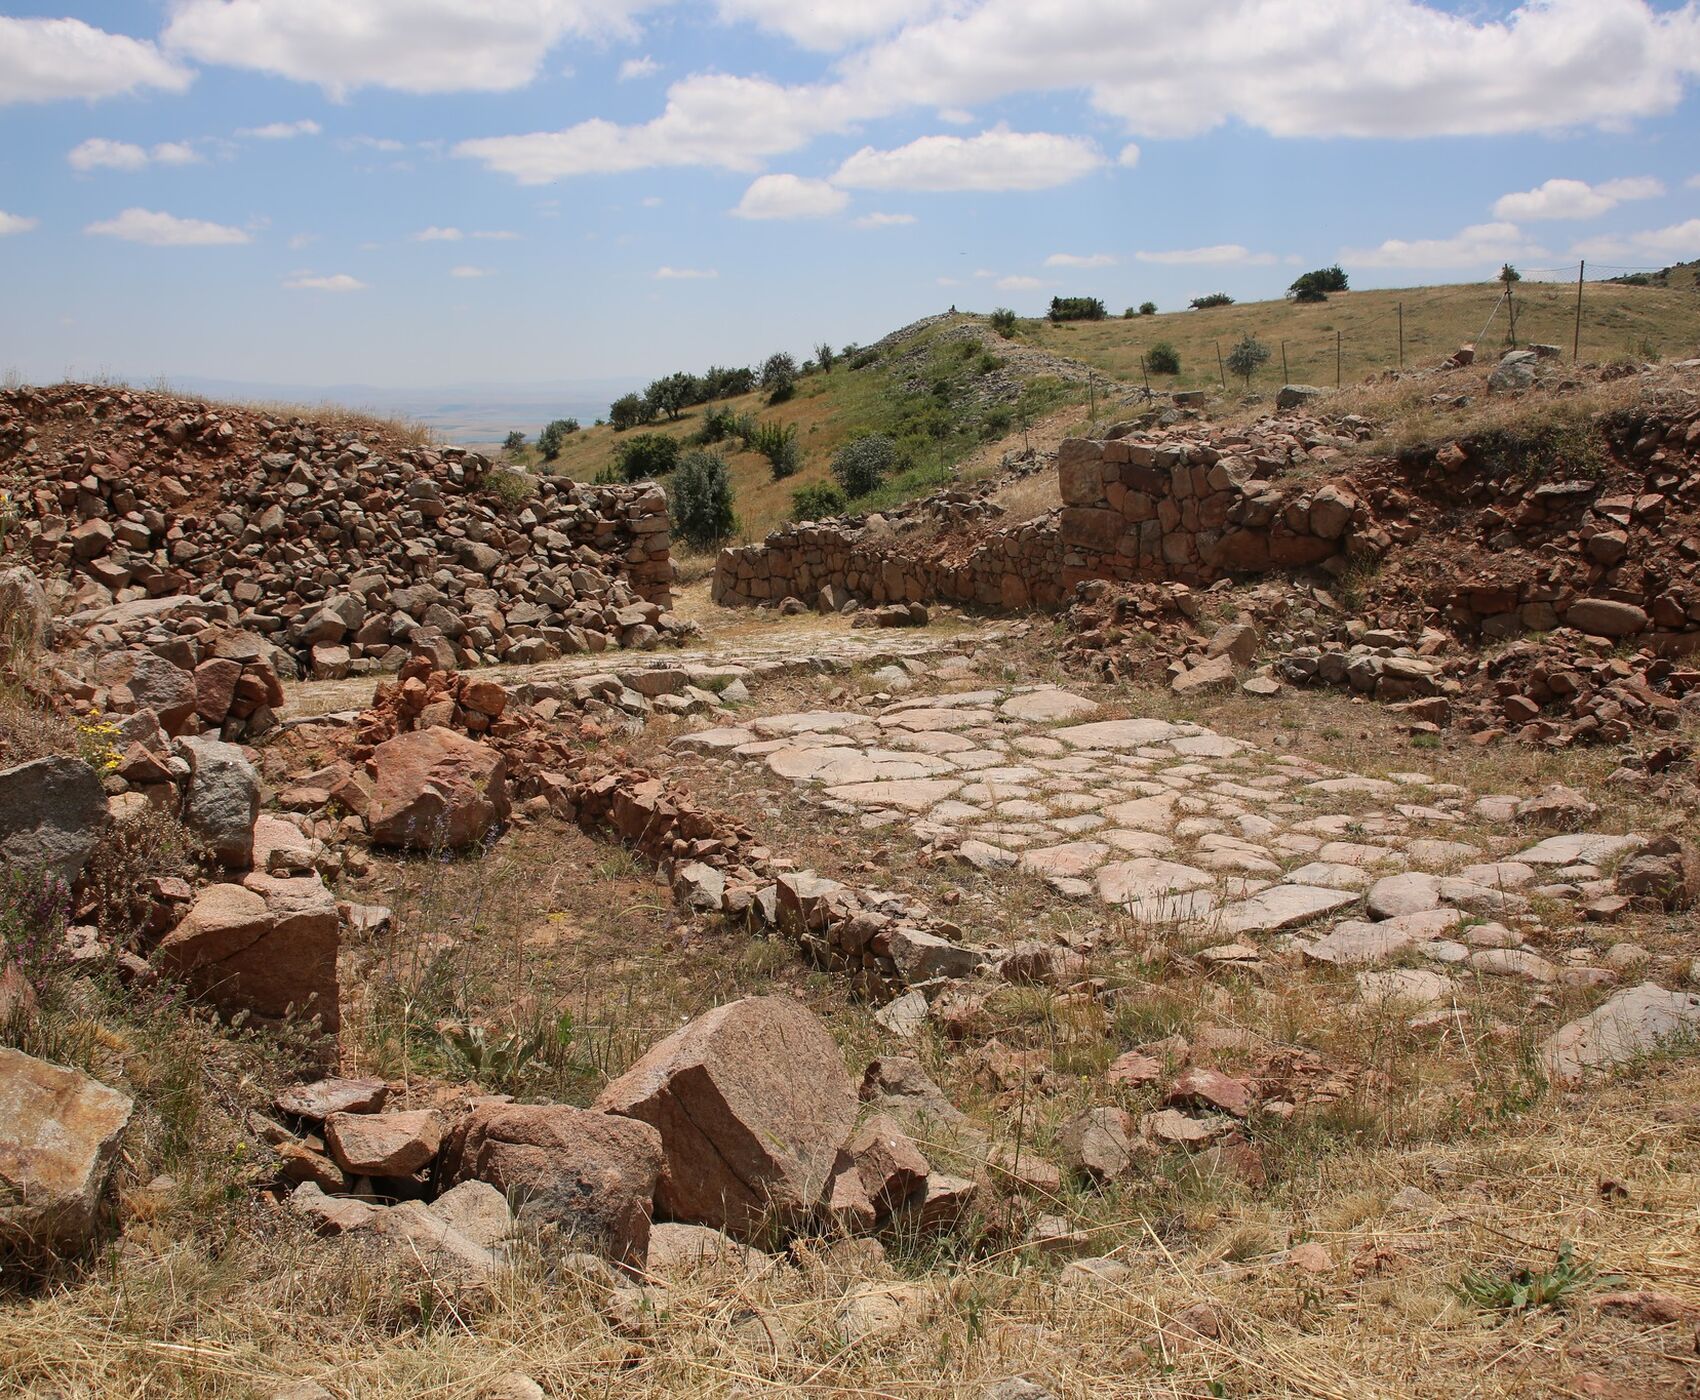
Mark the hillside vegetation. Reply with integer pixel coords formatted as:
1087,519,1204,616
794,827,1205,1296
1022,275,1699,394
509,318,1084,544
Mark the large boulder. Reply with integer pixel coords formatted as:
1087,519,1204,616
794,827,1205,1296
152,874,340,1034
0,756,107,884
596,996,857,1241
1540,983,1700,1086
366,726,510,850
95,650,198,734
177,736,260,867
0,1048,133,1262
438,1103,662,1266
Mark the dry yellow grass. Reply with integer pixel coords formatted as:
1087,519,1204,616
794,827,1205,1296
1025,277,1700,397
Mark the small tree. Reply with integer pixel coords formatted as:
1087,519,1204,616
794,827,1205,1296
1047,296,1107,322
814,341,836,372
831,433,902,499
1147,342,1181,374
1139,301,1157,316
989,307,1018,337
1225,332,1271,387
669,450,735,548
613,432,680,482
608,393,654,431
1499,262,1522,284
537,418,579,460
645,372,698,421
502,430,526,455
760,351,797,405
1190,292,1234,309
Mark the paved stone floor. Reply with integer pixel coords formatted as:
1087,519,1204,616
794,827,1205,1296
676,685,1650,1002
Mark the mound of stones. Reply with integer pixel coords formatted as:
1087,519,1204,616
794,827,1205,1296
267,997,980,1296
1,384,685,682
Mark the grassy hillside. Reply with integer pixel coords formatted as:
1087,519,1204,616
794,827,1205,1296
507,317,1082,545
1019,276,1699,394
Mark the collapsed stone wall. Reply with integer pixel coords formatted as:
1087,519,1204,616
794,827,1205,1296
1,384,679,681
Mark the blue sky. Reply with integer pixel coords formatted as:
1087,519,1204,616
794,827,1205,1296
2,0,1698,393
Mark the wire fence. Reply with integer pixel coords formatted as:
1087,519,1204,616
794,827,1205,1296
1111,260,1696,397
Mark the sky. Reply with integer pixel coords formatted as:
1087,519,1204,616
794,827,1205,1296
1,0,1699,396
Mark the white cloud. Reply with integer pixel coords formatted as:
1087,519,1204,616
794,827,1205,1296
1341,221,1541,268
641,195,664,208
1117,144,1141,168
619,55,659,81
1572,218,1700,260
69,138,206,172
0,211,38,236
832,126,1104,192
854,211,915,228
732,173,849,220
1134,244,1278,265
835,0,1700,141
655,265,718,279
450,265,494,278
238,119,322,140
0,16,192,104
414,226,464,241
1493,175,1665,221
84,208,252,247
68,138,149,172
287,232,317,250
456,73,840,182
996,274,1043,290
1045,252,1116,268
716,0,949,51
284,273,367,291
345,134,407,152
936,275,961,286
1689,174,1700,189
473,229,521,240
166,0,653,97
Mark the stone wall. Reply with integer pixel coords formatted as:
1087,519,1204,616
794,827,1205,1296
712,514,1066,612
712,435,1377,612
1056,437,1372,589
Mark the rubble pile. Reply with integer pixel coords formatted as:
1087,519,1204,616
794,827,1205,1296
1,384,684,682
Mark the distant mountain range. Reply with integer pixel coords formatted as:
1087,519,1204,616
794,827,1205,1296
163,376,641,446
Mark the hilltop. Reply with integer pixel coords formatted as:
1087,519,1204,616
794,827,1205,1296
502,273,1695,547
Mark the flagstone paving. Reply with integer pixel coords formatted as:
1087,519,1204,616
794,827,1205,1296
675,684,1653,980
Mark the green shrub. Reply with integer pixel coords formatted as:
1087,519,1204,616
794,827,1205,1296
751,420,801,479
537,418,579,459
974,351,999,375
791,481,846,519
1047,296,1106,322
760,351,797,405
1288,266,1348,302
669,449,736,548
486,467,534,505
831,433,902,498
502,430,526,454
613,432,681,482
989,307,1018,337
814,341,836,372
1190,292,1234,309
1225,333,1272,386
1147,342,1181,374
980,405,1014,439
1139,301,1157,316
645,372,699,421
848,348,879,370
